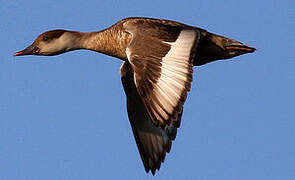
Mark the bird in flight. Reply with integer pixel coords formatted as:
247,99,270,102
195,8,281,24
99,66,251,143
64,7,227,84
14,17,255,175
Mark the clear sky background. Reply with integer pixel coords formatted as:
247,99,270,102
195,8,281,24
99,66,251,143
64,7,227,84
1,0,294,179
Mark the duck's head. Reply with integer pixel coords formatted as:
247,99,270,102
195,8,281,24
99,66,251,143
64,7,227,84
14,30,82,56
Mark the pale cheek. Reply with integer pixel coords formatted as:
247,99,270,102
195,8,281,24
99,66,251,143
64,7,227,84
38,35,72,55
40,45,59,55
39,40,66,55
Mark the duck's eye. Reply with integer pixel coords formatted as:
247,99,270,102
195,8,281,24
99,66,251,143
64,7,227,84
43,36,49,41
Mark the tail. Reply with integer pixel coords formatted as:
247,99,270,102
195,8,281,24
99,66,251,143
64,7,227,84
194,30,255,66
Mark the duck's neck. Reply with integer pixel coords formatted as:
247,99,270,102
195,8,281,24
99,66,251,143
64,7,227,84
74,28,128,60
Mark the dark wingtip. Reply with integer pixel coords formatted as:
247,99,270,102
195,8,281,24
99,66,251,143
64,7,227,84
151,169,156,175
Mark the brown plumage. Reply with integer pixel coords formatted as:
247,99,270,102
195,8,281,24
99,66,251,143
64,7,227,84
14,17,255,175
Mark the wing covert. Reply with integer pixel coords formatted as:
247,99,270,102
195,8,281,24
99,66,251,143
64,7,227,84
124,21,199,127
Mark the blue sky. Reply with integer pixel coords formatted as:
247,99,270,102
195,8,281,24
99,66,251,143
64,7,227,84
1,0,294,179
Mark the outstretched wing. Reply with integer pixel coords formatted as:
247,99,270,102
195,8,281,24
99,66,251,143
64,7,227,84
123,20,199,127
120,62,182,174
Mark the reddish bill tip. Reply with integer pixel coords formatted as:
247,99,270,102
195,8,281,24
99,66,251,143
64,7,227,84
13,51,23,56
14,52,23,56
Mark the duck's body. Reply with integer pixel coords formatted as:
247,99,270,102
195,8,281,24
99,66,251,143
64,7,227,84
14,17,255,175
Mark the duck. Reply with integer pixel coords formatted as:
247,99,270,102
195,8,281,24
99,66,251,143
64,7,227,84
14,17,255,175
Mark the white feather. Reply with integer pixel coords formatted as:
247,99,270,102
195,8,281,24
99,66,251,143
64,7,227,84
154,30,196,112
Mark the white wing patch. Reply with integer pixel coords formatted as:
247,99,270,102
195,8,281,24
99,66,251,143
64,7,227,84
125,27,198,126
152,30,197,117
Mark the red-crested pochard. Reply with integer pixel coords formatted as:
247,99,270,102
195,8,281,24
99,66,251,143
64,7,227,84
14,17,255,175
